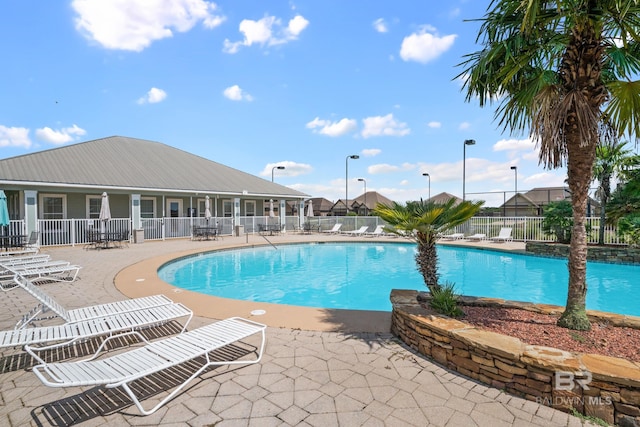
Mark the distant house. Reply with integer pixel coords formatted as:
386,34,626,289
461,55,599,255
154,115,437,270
329,191,395,216
351,191,394,215
428,192,463,205
0,136,308,243
285,197,334,216
500,187,601,217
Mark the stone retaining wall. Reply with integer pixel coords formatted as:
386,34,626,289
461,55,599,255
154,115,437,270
526,242,640,265
390,290,640,426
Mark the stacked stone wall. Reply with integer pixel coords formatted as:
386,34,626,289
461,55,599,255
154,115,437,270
391,290,640,426
526,242,640,264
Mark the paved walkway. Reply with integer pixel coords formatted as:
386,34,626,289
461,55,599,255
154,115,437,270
0,234,598,426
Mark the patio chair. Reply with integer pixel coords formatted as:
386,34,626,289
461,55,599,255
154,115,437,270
9,274,190,328
0,259,72,287
489,227,513,243
364,225,387,238
342,226,370,236
32,317,266,415
440,233,465,240
321,223,342,234
2,262,81,285
465,233,486,241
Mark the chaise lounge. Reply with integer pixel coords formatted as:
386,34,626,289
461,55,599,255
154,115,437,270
32,317,266,415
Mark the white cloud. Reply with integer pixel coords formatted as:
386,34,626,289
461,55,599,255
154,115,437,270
223,85,253,101
35,124,86,145
362,148,381,157
458,121,470,130
427,121,441,129
373,18,388,33
400,25,456,64
223,14,308,54
137,87,167,104
261,161,312,178
71,0,226,52
493,137,536,152
0,126,31,148
306,117,357,137
368,164,400,174
361,114,410,138
400,180,409,185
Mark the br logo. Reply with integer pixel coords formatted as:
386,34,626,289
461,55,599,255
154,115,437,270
555,371,592,391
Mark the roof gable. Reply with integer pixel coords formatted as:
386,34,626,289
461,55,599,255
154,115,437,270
0,136,307,198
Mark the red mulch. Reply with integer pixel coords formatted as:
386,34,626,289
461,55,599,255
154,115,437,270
461,306,640,363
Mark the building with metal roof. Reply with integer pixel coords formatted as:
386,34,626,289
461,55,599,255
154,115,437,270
0,136,309,244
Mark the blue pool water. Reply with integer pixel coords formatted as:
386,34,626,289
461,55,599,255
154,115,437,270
158,242,640,315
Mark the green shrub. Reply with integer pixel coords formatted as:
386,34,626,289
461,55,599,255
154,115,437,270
430,282,464,318
542,201,573,243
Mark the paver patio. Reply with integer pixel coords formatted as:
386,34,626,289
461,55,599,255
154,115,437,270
0,233,600,426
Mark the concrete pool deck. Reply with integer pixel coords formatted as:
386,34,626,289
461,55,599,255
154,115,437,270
0,234,596,426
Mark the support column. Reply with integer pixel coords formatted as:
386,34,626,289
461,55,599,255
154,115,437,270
280,199,286,232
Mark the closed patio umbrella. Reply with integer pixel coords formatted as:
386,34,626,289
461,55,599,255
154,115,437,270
269,199,275,218
99,192,111,234
306,200,314,218
0,190,9,235
204,195,212,223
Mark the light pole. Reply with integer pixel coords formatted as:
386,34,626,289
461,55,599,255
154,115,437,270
422,173,430,201
462,139,476,200
510,166,518,217
345,154,359,214
357,178,367,215
271,165,285,182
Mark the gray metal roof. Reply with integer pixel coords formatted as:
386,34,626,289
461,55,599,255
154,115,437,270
0,136,308,198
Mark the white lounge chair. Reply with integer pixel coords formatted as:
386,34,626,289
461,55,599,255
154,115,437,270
10,274,190,328
32,317,266,415
0,275,193,362
343,226,370,236
364,225,387,237
465,233,486,241
4,263,81,285
490,227,513,242
440,233,465,240
322,223,342,234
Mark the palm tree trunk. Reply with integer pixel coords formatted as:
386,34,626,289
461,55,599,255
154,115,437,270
557,141,593,330
556,26,606,331
598,174,610,245
415,232,441,293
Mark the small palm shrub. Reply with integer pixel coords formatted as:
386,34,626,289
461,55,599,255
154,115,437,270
429,282,464,318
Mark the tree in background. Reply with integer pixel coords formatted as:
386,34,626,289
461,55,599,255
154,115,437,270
459,0,640,330
607,155,640,246
374,198,483,294
592,141,635,245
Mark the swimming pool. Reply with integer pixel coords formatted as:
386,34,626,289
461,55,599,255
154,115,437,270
158,242,640,315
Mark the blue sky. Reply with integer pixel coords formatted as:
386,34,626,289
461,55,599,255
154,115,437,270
1,0,571,206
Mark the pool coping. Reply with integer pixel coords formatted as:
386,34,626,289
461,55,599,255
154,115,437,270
114,237,531,333
114,239,397,333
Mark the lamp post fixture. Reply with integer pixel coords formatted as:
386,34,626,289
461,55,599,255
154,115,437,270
345,155,359,214
462,139,476,200
422,173,431,201
271,165,285,182
357,178,367,215
510,166,518,217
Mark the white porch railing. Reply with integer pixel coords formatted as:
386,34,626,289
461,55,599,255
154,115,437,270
22,215,627,247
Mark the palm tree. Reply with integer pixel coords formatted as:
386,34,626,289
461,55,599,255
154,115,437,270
459,1,640,330
374,198,483,293
593,140,634,245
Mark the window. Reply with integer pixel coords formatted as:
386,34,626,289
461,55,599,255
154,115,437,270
141,198,155,219
245,200,256,216
40,194,66,219
86,195,102,219
222,200,232,217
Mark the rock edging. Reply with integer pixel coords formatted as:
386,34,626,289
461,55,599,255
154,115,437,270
390,289,640,426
